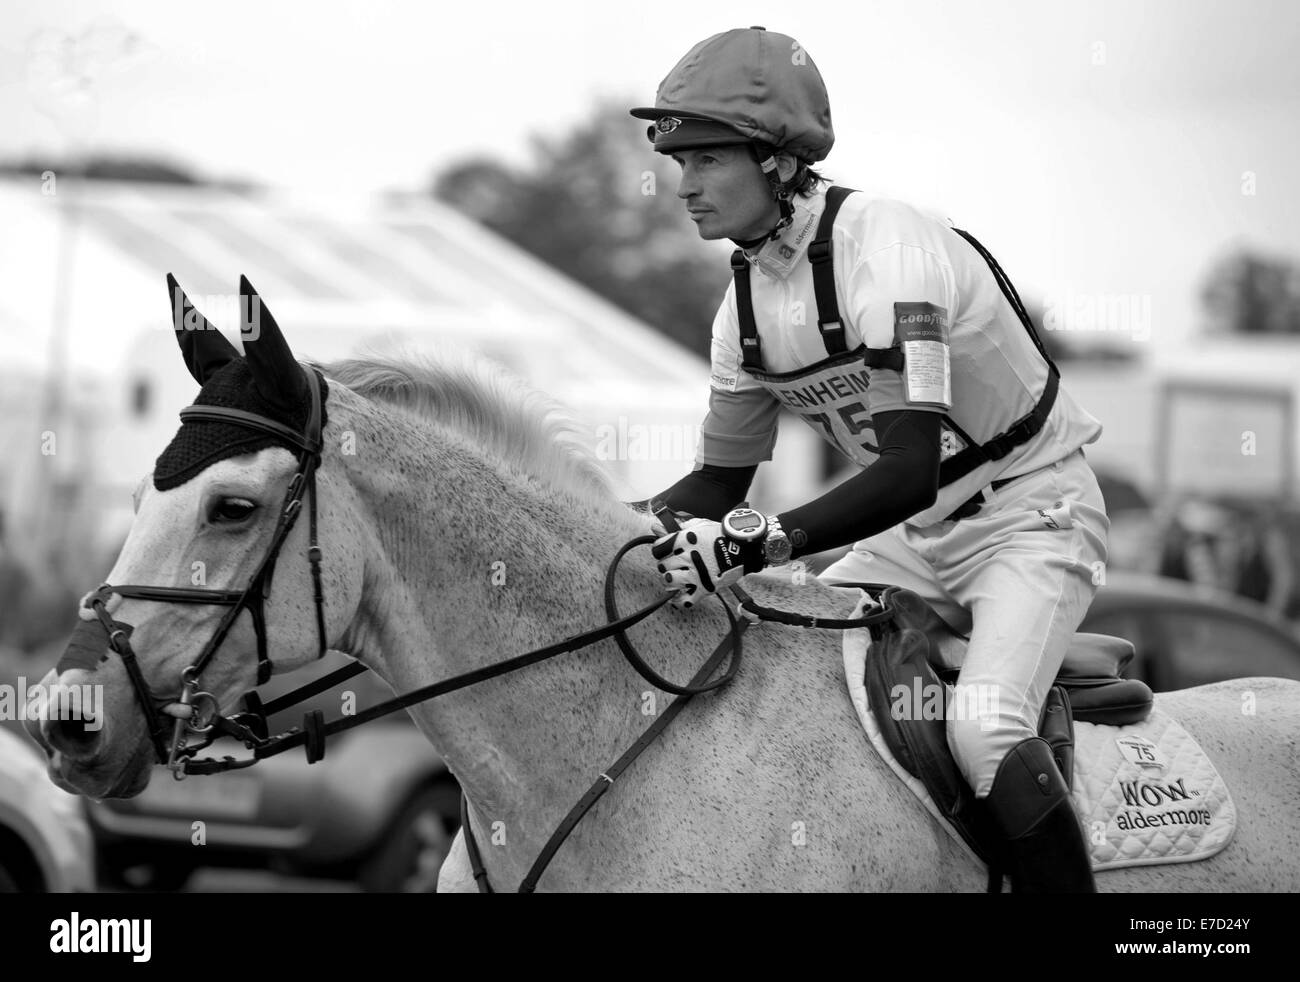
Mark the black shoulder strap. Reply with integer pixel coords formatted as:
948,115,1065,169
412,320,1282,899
934,227,1062,486
951,227,1060,379
808,185,856,357
729,185,858,372
730,250,764,372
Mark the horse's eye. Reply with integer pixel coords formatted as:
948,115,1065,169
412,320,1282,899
212,499,257,523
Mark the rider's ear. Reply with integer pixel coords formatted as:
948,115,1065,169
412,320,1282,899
167,273,239,385
239,274,308,411
775,153,800,184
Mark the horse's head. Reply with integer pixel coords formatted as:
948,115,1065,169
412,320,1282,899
27,276,363,798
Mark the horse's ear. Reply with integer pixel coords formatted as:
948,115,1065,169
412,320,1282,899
239,274,307,410
167,273,239,385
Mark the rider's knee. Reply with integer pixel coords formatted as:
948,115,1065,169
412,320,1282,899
946,714,1036,798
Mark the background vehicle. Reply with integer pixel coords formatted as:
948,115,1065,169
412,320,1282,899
1080,570,1300,691
0,723,96,892
83,652,461,892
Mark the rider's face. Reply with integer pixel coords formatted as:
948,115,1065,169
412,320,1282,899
672,146,779,241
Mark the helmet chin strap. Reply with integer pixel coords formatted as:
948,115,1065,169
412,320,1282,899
732,149,797,250
759,153,797,239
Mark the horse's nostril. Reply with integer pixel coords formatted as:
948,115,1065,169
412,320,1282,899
47,713,102,754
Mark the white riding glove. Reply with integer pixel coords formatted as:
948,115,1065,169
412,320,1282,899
652,518,767,609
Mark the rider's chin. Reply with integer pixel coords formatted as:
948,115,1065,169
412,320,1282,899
690,211,726,240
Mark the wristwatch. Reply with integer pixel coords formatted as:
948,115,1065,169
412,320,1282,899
721,504,767,542
763,515,793,567
721,504,792,568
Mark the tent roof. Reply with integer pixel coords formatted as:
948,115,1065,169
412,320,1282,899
0,177,709,408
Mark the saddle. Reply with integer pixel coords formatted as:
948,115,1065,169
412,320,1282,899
844,583,1154,867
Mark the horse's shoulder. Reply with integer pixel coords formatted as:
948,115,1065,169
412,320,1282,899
741,571,864,619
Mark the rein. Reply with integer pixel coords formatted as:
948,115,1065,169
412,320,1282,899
85,373,898,890
457,508,898,893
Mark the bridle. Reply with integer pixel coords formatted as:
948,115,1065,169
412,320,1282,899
76,361,897,890
84,362,328,777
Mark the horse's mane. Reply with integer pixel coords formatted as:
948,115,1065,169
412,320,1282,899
319,348,622,509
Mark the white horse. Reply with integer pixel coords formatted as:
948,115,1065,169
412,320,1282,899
27,307,1300,891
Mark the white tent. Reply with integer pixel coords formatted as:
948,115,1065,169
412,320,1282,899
0,176,820,562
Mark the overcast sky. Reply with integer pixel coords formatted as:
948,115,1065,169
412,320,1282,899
3,0,1298,362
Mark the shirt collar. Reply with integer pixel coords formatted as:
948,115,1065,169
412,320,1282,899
738,185,827,277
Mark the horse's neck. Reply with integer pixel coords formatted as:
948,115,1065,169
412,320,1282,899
341,432,743,847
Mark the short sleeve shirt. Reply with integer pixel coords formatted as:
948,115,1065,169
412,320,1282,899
696,184,1104,527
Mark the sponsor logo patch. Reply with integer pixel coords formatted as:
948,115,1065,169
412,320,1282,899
710,372,738,393
938,428,966,460
791,212,817,246
893,301,952,408
1112,776,1212,832
1035,500,1072,530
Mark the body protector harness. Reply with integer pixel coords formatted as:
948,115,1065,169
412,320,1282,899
729,186,1061,486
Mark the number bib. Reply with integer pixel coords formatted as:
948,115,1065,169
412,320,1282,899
747,346,968,470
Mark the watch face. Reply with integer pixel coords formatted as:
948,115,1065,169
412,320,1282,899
766,536,792,562
725,508,766,542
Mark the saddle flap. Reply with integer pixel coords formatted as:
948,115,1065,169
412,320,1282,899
866,591,1001,863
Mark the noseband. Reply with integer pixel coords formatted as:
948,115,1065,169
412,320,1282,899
84,364,327,777
74,359,896,888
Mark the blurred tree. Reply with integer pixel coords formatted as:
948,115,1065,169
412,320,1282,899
432,105,1111,366
432,101,730,360
0,154,199,184
1200,250,1300,334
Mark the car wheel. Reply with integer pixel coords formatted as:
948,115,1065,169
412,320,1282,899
358,783,459,893
113,862,193,892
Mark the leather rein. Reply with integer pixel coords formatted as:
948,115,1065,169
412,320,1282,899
85,368,897,889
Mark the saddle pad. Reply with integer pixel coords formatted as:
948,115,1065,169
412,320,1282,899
841,592,1238,874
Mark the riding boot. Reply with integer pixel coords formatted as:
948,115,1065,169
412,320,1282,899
983,736,1096,893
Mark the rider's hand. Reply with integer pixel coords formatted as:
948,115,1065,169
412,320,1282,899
652,518,766,609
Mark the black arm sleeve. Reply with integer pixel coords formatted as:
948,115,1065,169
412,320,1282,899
628,463,758,522
777,410,942,558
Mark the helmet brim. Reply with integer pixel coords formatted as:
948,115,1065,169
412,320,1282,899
634,111,756,155
646,129,754,154
629,107,720,121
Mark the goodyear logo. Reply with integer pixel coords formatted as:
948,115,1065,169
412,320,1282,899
894,301,949,344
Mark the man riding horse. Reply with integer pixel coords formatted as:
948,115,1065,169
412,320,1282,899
631,26,1110,892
